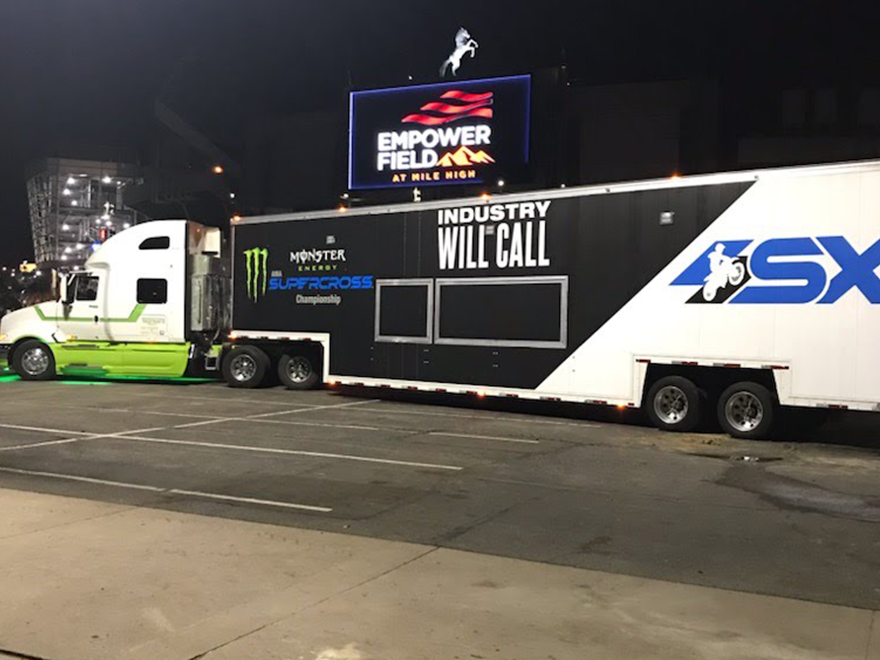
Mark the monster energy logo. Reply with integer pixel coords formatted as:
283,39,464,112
243,247,269,301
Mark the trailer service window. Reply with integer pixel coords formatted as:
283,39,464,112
438,201,552,271
435,276,568,349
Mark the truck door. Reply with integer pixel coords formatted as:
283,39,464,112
57,273,105,341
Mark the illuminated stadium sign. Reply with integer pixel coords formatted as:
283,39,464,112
348,75,531,190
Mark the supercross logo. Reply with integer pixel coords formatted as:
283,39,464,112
269,275,374,292
672,236,880,304
243,247,269,302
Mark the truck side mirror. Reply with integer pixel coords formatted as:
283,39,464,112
61,276,75,306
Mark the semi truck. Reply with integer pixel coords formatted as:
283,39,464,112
2,159,880,439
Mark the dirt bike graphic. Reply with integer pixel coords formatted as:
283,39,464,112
703,243,746,301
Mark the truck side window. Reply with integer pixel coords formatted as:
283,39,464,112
75,276,99,302
137,279,168,304
139,236,170,250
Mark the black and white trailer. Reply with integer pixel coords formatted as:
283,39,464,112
225,160,880,438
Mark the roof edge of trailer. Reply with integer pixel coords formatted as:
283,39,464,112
232,158,880,227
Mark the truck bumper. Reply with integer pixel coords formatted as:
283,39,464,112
0,344,10,373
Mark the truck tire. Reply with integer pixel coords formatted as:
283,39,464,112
645,376,703,432
13,340,56,381
222,346,269,389
717,381,776,439
278,354,319,390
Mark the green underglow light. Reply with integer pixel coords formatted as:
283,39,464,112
0,372,216,385
60,380,111,386
98,375,217,384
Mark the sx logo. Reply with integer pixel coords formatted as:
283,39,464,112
243,247,269,302
672,236,880,304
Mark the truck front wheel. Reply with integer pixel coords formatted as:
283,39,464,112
645,376,703,432
222,346,269,389
13,340,56,381
717,382,775,439
278,354,319,390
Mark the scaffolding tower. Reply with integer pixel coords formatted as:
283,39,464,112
26,158,146,269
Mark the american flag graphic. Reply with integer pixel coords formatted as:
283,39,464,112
401,90,493,126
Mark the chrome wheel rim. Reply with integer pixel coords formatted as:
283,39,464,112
230,354,257,382
725,392,764,432
654,385,689,425
21,346,49,376
286,357,312,384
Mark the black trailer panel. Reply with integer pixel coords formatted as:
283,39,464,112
232,182,751,389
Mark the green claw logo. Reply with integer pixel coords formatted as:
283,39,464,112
243,247,269,302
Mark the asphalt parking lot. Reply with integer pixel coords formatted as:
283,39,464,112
0,376,879,613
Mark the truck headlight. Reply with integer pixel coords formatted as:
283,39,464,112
0,334,7,344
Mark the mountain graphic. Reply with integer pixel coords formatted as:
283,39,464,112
437,146,496,167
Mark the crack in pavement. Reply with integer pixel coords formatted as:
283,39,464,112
183,547,440,660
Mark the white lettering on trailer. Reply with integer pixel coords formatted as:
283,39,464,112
438,200,553,270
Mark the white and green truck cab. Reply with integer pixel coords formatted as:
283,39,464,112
0,220,228,380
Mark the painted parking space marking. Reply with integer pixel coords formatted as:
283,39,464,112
0,466,165,492
331,406,603,428
11,405,552,443
111,434,464,471
0,425,169,453
0,423,94,436
168,398,382,431
0,437,95,452
133,392,324,407
0,466,332,512
17,404,402,433
168,489,332,512
428,431,540,445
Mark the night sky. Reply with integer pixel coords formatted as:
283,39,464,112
0,0,877,264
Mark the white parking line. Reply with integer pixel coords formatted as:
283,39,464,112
0,438,95,452
6,405,542,441
0,423,93,436
248,398,382,419
13,405,399,433
169,398,381,430
135,392,322,408
339,406,603,428
113,434,463,471
0,466,332,512
428,432,540,445
168,489,332,512
248,418,389,432
0,425,169,453
0,466,164,491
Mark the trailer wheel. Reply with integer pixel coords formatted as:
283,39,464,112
13,340,56,381
222,346,269,389
645,376,703,432
278,354,319,390
718,382,776,439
